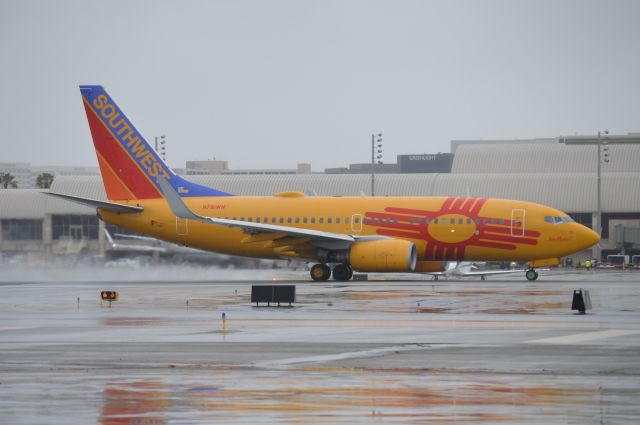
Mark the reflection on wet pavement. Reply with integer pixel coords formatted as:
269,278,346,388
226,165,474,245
96,371,622,424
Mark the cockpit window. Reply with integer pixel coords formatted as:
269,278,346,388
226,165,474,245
545,215,575,224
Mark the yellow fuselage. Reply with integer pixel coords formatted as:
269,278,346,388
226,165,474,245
100,195,598,263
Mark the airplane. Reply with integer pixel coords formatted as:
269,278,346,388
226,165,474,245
103,228,167,254
428,261,545,281
46,85,600,282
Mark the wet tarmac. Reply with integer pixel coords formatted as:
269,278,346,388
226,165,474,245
1,266,639,424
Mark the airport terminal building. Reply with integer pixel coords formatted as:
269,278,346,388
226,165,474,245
1,138,639,264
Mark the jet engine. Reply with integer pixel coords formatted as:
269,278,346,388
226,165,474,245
349,239,417,272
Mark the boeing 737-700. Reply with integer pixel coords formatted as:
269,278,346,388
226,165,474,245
47,86,600,281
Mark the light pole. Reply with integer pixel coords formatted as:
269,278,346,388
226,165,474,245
595,131,610,248
155,135,166,161
371,133,382,196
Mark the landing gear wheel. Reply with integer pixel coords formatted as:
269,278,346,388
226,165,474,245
525,269,539,281
332,263,353,281
310,264,331,281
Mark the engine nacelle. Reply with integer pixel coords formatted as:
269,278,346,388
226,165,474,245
349,239,417,272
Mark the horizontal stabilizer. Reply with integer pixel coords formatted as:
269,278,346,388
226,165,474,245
45,192,143,213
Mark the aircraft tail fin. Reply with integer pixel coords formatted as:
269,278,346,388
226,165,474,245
79,85,232,201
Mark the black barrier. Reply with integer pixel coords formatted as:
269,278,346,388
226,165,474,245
571,289,592,314
251,285,295,307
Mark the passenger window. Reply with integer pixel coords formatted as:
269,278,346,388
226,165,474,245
303,217,308,224
328,218,332,224
354,217,360,224
336,218,340,224
394,218,398,224
345,217,350,224
467,218,471,224
264,217,269,223
475,219,480,225
319,217,324,224
280,217,284,224
442,218,447,225
491,219,497,225
287,217,292,223
499,219,505,225
434,218,439,224
483,219,488,225
423,218,428,224
409,218,414,224
256,218,260,223
311,217,316,224
295,217,300,224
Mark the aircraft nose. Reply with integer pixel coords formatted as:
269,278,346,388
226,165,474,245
578,226,600,249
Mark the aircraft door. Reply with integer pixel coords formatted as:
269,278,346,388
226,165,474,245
351,214,363,233
511,208,525,237
176,217,189,236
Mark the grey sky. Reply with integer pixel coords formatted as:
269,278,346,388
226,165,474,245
1,0,639,170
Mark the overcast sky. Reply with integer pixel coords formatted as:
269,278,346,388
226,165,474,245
1,0,639,171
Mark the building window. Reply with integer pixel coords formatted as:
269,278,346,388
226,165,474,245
1,219,43,240
52,215,99,240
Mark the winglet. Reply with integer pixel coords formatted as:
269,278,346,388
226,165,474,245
156,176,201,220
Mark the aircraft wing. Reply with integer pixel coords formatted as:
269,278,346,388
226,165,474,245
45,192,143,213
156,177,355,249
457,269,528,277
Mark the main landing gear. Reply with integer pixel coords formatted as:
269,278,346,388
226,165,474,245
525,268,539,281
310,263,353,281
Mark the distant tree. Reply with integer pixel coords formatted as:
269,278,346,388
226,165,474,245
1,173,18,189
36,172,54,189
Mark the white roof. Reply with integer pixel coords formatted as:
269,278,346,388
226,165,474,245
452,142,640,174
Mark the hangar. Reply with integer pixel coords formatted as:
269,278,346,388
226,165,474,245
1,138,639,263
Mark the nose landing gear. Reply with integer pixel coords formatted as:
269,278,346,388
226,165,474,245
525,268,539,281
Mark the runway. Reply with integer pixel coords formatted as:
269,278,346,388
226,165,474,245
1,266,639,424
